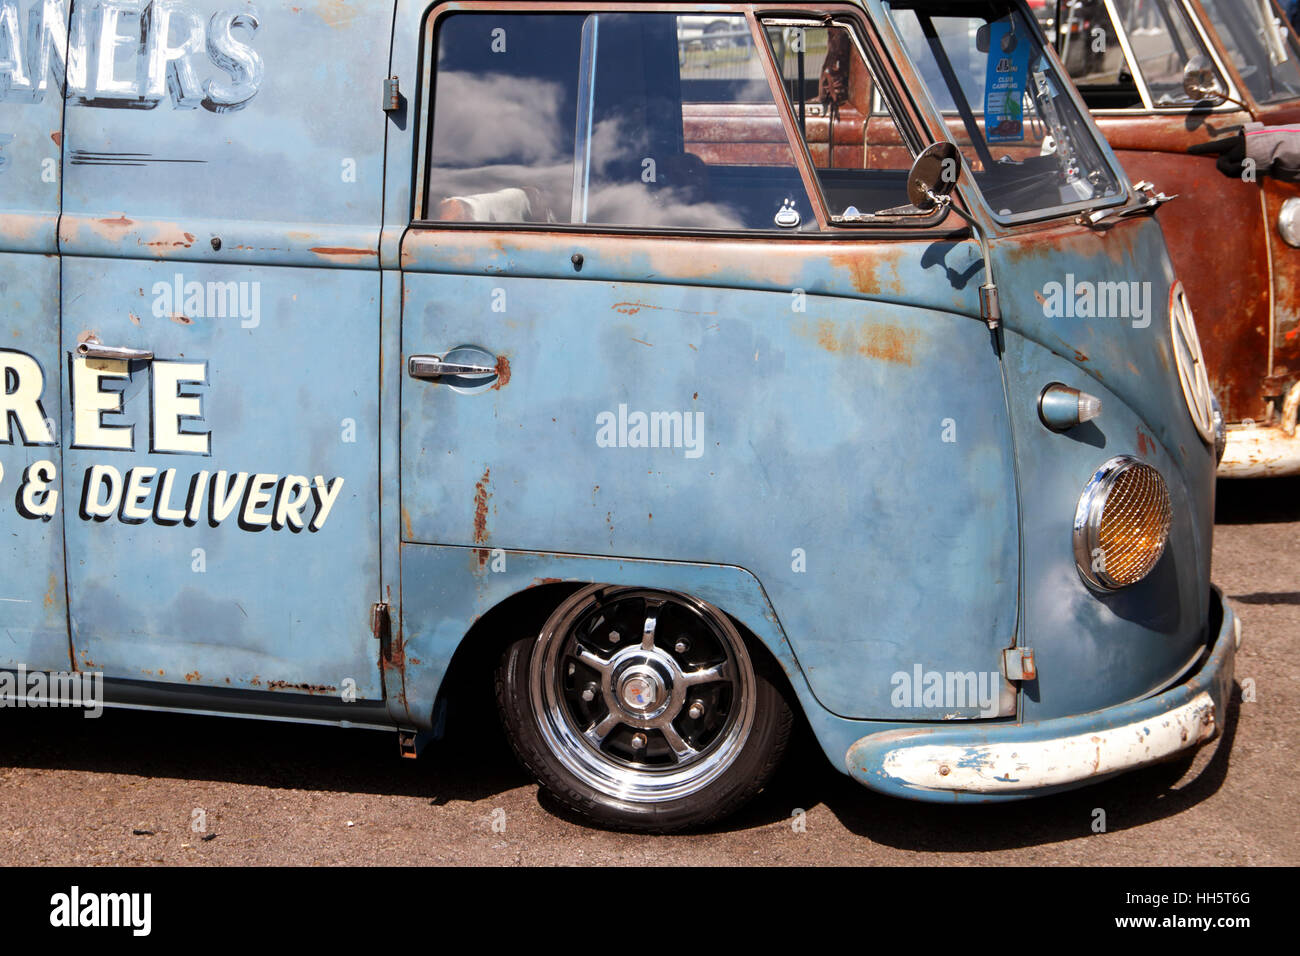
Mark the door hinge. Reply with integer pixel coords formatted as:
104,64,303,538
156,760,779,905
383,75,401,111
1001,646,1037,682
371,602,390,640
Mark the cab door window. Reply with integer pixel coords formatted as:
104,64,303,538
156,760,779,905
761,20,920,219
425,11,817,231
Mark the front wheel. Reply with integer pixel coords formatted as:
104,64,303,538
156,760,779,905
496,585,792,832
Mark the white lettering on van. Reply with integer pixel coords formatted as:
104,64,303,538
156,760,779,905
151,360,210,455
0,0,263,110
71,356,133,450
4,348,347,532
0,349,55,444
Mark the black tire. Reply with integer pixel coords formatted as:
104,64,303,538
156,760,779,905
495,585,793,832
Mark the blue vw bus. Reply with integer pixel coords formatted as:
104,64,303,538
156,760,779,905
0,0,1238,830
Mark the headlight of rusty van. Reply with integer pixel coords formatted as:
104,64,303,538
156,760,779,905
1073,457,1173,590
1169,281,1216,446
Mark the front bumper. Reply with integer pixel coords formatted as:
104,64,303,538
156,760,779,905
845,586,1239,802
1219,423,1300,477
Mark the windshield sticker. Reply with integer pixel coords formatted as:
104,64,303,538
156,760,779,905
984,21,1029,144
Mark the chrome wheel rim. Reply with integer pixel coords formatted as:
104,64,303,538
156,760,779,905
529,585,756,804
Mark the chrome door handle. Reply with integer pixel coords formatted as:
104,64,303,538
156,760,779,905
408,354,496,379
76,336,154,361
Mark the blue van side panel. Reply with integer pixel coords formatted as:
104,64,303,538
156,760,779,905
38,0,394,695
58,258,385,695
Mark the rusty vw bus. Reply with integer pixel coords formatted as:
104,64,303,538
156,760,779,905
0,0,1237,831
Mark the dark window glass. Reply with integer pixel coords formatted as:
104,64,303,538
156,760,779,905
426,12,818,231
1201,0,1300,105
764,21,917,219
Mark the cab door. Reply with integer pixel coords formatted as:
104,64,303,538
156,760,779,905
55,0,390,698
0,6,68,672
391,6,1020,720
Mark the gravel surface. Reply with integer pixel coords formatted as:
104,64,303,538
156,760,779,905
1,477,1296,866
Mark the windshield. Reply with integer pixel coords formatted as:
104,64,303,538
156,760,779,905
1200,0,1300,105
886,0,1123,221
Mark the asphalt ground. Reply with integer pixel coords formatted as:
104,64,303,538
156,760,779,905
0,477,1296,866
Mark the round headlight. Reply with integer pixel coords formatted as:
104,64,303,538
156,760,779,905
1073,457,1173,590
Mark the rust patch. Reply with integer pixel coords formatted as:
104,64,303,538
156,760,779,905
128,312,141,326
473,467,491,544
184,671,200,682
309,246,377,257
808,318,917,364
50,131,61,146
612,301,716,317
1034,290,1046,305
816,321,840,352
829,248,905,296
170,313,193,325
143,231,195,249
402,506,413,539
97,215,132,227
265,680,337,694
631,337,654,348
76,329,97,345
43,573,57,609
314,0,360,29
531,577,564,586
383,634,406,670
492,354,511,389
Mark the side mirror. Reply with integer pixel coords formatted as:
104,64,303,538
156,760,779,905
1183,55,1227,105
907,141,961,210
